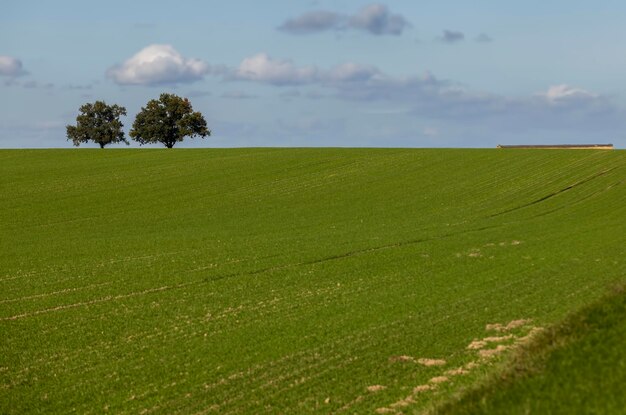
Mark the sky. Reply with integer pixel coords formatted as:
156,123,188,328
2,0,626,148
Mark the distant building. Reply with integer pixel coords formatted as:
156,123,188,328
496,144,614,150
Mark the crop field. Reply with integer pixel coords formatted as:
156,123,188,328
1,148,625,414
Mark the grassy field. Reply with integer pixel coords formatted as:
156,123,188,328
1,148,625,414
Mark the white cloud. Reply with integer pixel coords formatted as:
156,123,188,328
229,54,382,86
539,84,598,103
106,44,210,85
229,53,319,86
0,56,27,77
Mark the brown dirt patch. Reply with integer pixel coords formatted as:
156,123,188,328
417,358,447,367
367,385,387,393
505,319,532,330
413,384,433,393
486,319,532,332
479,344,509,359
429,376,449,384
389,355,415,363
483,334,514,342
465,361,479,370
467,340,487,350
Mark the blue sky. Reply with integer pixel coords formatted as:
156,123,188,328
2,0,626,148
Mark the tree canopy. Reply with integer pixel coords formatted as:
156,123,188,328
129,93,210,148
66,101,127,148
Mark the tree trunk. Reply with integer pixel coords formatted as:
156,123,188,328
99,143,105,149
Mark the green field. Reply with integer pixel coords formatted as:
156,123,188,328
1,148,625,414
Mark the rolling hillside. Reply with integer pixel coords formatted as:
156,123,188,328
1,148,625,414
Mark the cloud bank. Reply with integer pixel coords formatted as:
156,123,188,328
226,52,623,135
106,44,210,85
278,4,411,36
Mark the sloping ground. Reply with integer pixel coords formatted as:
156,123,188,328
429,284,626,414
1,148,625,414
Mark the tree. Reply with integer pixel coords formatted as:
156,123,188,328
130,93,210,148
66,101,127,148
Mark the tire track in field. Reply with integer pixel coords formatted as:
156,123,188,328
1,222,503,321
0,283,195,321
0,250,193,285
475,151,611,219
0,273,37,283
489,166,619,218
199,223,504,284
0,282,113,304
529,179,626,220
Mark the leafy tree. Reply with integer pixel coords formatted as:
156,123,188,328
66,101,128,148
130,93,210,148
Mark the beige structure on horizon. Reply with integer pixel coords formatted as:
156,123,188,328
497,144,614,150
